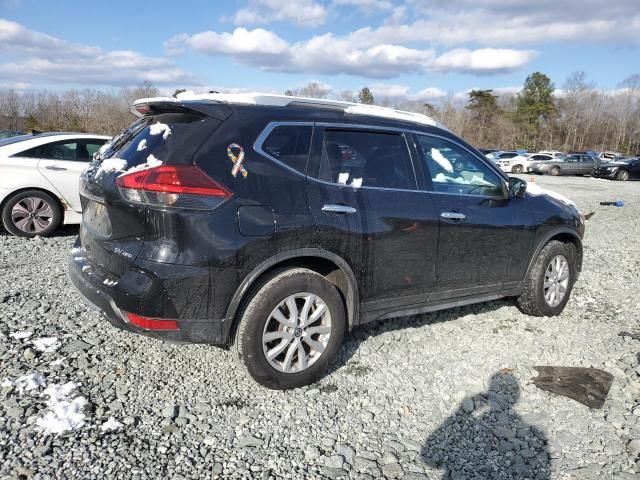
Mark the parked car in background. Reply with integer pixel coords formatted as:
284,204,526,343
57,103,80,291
538,150,565,158
528,153,600,176
69,92,584,389
496,153,554,173
0,132,110,237
479,148,500,156
0,130,27,139
598,151,624,163
487,151,519,162
593,157,640,181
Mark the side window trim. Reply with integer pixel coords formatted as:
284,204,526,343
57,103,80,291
254,121,315,177
411,132,508,198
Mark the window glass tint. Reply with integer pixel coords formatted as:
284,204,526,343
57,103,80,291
104,113,215,169
261,125,312,174
19,140,105,161
319,130,415,190
416,135,504,197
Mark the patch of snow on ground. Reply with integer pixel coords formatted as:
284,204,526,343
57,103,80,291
136,139,147,151
10,331,32,340
36,382,87,435
2,373,46,393
149,122,171,140
526,182,576,207
100,417,123,432
32,337,59,353
432,148,454,173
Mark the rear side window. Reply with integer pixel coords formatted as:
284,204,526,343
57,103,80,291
17,139,106,161
261,125,312,174
102,112,217,168
318,129,415,190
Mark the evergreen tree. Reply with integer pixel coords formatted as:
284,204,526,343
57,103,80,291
516,72,555,149
466,90,500,145
358,87,375,105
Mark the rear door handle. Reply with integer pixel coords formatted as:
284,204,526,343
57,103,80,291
440,211,466,221
322,204,357,214
45,165,68,171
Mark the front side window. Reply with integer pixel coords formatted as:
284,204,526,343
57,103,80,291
261,124,313,174
318,129,415,190
415,135,504,197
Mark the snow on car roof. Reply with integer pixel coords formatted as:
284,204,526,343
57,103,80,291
133,91,440,128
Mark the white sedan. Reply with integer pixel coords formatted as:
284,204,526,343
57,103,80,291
0,133,110,237
495,153,554,173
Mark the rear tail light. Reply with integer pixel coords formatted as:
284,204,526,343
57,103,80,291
125,312,180,331
116,165,232,209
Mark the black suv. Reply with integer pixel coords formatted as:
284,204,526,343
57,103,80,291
69,94,585,389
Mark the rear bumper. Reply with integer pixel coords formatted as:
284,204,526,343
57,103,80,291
67,237,231,345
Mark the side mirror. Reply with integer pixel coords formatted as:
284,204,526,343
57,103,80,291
509,177,527,198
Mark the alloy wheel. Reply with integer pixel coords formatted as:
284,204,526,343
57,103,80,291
262,293,332,373
543,255,570,307
618,170,629,181
11,197,54,234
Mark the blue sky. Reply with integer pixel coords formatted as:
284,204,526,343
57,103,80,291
1,0,638,101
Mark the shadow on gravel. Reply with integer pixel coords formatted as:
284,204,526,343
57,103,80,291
0,224,79,238
330,299,510,374
421,371,551,479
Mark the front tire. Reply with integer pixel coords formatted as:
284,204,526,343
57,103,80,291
1,190,61,238
617,170,630,181
517,241,577,317
549,166,560,176
235,268,346,389
512,165,523,174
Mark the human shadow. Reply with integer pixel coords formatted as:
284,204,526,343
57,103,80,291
422,372,551,480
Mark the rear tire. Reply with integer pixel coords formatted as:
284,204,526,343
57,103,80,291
235,268,346,389
549,166,560,176
517,240,577,317
1,190,61,238
617,170,630,181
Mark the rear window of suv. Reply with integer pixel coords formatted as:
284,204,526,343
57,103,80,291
100,112,218,168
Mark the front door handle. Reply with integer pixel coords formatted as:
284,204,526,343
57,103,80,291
440,211,466,221
322,204,357,214
45,165,68,171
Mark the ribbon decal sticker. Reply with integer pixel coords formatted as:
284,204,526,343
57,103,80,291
227,143,248,178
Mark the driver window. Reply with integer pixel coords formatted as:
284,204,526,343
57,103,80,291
415,135,504,197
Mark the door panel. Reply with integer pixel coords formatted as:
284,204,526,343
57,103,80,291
38,159,88,211
306,126,439,314
412,133,536,300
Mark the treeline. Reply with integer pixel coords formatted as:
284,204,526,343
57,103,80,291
1,71,639,154
0,82,159,136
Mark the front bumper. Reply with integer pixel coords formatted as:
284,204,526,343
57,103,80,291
592,169,617,179
67,237,231,345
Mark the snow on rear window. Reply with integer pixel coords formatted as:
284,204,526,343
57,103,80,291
104,112,210,170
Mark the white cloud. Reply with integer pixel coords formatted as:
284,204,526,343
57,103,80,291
167,28,534,77
431,48,538,74
332,0,394,11
234,0,327,27
415,87,448,100
0,19,198,87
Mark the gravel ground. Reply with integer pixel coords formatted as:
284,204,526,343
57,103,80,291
1,175,639,480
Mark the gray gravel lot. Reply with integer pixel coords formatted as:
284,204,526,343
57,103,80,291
1,175,640,479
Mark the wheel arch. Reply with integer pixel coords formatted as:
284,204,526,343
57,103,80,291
224,248,359,342
0,186,66,224
524,229,583,282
